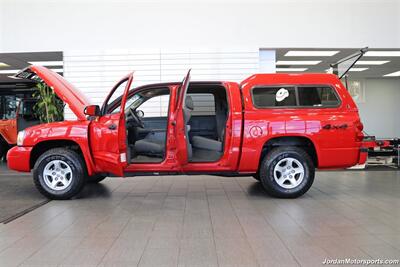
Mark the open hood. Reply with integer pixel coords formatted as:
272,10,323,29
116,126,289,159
15,66,91,120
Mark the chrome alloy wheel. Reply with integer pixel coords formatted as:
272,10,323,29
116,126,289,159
43,160,73,191
273,157,304,189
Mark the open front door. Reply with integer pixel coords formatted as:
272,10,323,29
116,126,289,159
89,73,134,177
175,70,191,166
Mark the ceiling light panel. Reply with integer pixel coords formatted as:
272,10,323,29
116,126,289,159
348,68,369,72
384,71,400,77
276,68,308,72
50,68,63,73
355,60,389,65
276,60,321,65
0,69,19,74
365,51,400,57
28,61,63,66
285,51,339,57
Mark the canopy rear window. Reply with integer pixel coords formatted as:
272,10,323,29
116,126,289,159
252,85,340,108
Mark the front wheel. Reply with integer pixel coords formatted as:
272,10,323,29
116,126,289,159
33,148,86,200
259,147,315,198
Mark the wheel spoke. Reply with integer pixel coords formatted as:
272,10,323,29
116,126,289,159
289,177,297,185
51,179,59,188
53,161,60,170
286,158,294,168
43,159,73,191
273,157,305,189
275,174,284,182
293,166,304,175
275,166,285,174
43,169,53,177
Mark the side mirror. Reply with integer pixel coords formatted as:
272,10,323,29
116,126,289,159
136,110,144,118
84,105,100,117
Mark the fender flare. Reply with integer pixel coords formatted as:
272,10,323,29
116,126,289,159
30,138,97,175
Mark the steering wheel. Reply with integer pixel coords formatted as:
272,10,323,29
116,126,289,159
128,108,145,128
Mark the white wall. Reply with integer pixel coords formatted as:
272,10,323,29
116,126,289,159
357,79,400,138
0,0,399,52
0,3,3,51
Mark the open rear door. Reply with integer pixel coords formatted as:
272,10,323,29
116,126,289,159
175,70,192,166
89,73,134,176
330,47,368,80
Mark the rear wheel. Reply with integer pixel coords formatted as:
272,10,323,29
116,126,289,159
87,174,107,183
259,146,314,198
33,148,86,200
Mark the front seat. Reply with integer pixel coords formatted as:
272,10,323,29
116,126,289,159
135,131,166,156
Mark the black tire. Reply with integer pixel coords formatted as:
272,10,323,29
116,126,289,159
87,174,107,183
0,139,7,160
0,141,6,160
259,146,314,198
33,148,86,200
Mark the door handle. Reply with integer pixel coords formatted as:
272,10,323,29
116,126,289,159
108,124,117,130
322,124,331,130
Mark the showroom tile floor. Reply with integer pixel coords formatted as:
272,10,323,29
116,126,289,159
0,169,400,266
0,164,47,223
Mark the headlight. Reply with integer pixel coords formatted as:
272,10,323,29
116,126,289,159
17,131,25,146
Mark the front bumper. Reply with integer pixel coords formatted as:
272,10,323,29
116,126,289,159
7,146,32,172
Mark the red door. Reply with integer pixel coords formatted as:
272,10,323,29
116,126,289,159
89,73,134,176
174,70,191,166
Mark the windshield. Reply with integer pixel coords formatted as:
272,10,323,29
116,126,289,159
0,95,19,120
107,87,170,115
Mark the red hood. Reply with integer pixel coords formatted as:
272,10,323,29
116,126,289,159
17,66,91,120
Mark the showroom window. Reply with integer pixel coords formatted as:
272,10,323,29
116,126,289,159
252,85,340,108
298,86,340,107
252,87,297,107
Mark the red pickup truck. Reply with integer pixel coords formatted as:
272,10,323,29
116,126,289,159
7,66,367,200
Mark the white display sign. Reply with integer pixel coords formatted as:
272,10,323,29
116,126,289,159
347,80,365,103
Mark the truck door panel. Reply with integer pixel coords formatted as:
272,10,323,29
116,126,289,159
90,73,133,176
